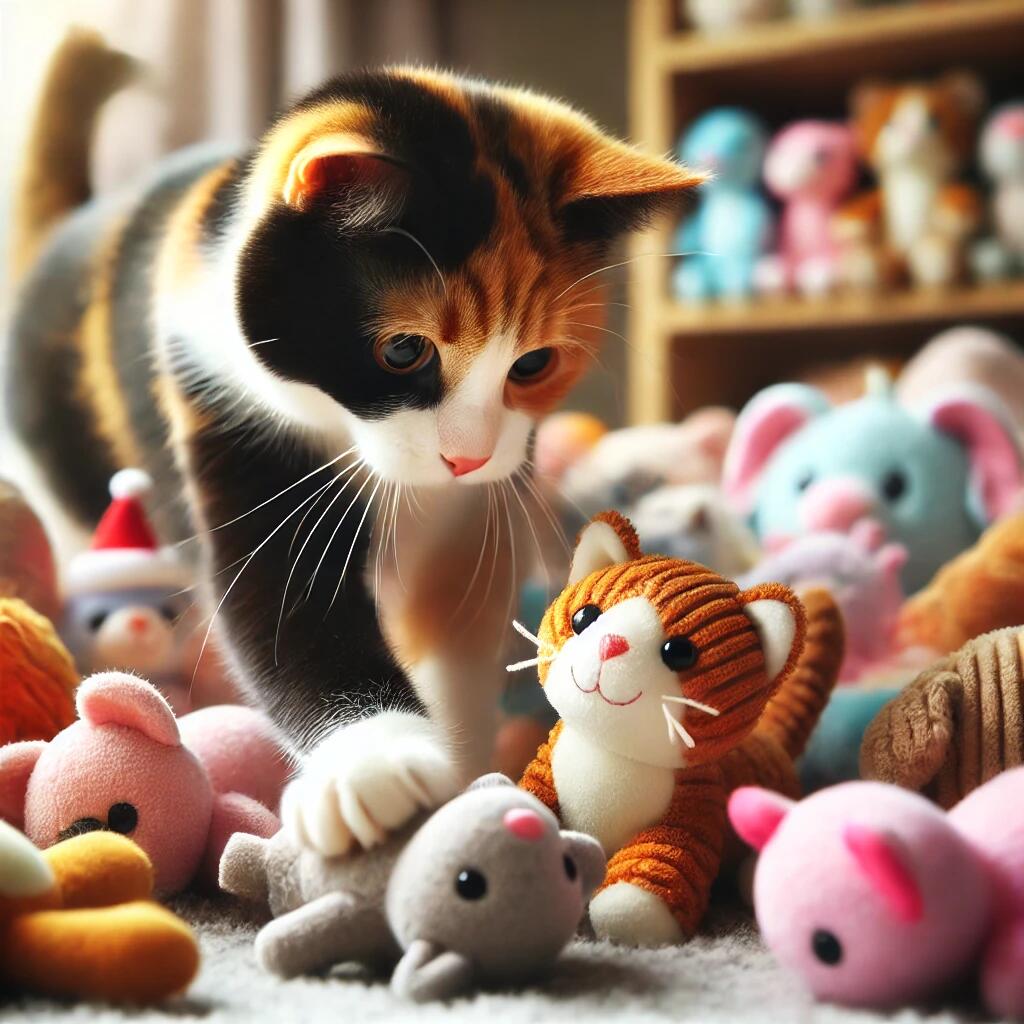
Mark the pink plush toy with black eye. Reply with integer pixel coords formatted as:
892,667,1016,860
0,672,289,894
729,770,1024,1018
758,120,859,297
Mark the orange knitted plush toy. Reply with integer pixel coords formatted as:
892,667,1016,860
519,512,841,946
0,822,199,1002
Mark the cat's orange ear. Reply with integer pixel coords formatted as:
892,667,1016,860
568,511,642,584
282,134,409,214
737,583,806,683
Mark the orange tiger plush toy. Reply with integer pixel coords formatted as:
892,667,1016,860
520,512,841,946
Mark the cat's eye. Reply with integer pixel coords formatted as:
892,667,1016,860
87,611,108,632
571,604,601,634
159,604,178,622
661,637,699,671
811,928,843,966
508,347,555,383
455,868,487,900
375,334,435,374
881,469,907,502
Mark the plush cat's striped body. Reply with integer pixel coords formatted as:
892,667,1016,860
5,33,700,852
520,513,842,945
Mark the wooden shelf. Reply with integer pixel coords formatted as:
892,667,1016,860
660,281,1024,337
656,0,1024,75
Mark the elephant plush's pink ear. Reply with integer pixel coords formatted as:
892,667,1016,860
728,787,794,852
0,741,47,828
723,384,830,515
922,387,1024,523
76,672,181,747
843,823,923,923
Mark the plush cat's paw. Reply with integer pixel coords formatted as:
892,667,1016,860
589,882,685,947
281,712,458,856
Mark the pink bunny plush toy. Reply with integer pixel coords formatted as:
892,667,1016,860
0,672,288,894
729,769,1024,1018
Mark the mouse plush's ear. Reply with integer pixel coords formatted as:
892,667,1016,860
737,583,806,683
569,511,643,584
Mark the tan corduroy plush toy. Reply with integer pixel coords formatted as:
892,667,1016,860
861,625,1024,808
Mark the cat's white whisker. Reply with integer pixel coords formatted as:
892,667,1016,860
247,337,279,347
303,467,373,605
500,482,518,635
451,486,493,623
553,249,714,304
327,474,385,614
505,655,556,672
517,469,571,555
661,695,720,717
663,703,697,749
510,470,550,594
511,618,543,648
380,226,447,296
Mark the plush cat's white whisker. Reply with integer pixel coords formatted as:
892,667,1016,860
511,618,544,648
505,655,556,672
661,695,720,717
663,704,697,749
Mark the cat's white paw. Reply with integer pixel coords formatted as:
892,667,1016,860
281,712,458,856
589,882,684,947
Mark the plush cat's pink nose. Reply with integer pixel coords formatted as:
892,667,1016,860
503,808,546,841
443,455,490,477
599,634,630,662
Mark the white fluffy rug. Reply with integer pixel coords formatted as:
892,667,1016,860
3,898,994,1023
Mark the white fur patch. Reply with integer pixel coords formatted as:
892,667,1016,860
742,599,797,681
589,882,684,947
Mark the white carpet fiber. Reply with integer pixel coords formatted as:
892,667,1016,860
1,898,997,1023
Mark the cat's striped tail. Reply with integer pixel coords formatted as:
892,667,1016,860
10,29,135,280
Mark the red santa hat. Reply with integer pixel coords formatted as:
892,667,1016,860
65,469,193,595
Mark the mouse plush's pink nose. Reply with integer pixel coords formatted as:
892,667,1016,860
503,808,546,842
443,455,491,478
599,634,630,662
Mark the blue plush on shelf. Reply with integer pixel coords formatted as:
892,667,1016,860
672,108,773,303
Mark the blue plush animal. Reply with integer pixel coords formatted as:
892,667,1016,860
672,108,772,302
723,370,1024,593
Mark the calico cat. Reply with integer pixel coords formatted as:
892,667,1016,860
520,512,841,945
4,32,700,855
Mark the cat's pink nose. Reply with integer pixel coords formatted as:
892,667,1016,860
442,455,490,478
599,634,630,662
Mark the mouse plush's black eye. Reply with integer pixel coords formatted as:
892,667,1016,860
508,347,554,383
87,611,108,632
58,817,104,843
107,802,138,835
811,929,843,965
455,868,487,901
661,637,699,671
375,334,435,374
881,469,907,502
571,605,602,634
563,855,578,881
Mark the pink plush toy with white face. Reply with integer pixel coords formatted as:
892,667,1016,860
729,770,1024,1018
760,121,858,296
0,672,288,894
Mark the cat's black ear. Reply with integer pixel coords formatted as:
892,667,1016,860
279,134,410,226
557,140,703,245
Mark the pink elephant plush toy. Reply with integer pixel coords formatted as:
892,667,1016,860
729,769,1024,1018
758,120,859,297
0,672,289,894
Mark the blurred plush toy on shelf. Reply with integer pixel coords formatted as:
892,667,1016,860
61,470,202,715
672,108,773,303
836,72,985,291
758,121,859,297
683,0,782,33
972,102,1024,281
789,0,858,19
723,368,1024,593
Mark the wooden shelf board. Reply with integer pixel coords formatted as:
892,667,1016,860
659,281,1024,337
657,0,1024,75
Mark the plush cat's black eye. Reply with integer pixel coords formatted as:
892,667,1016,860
571,604,602,634
508,347,554,383
455,868,488,901
87,611,108,632
375,334,435,374
107,802,138,835
563,855,578,882
661,637,699,671
811,928,843,966
881,469,908,502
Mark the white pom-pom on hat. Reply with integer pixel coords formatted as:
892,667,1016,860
109,467,153,500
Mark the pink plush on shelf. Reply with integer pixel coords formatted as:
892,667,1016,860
729,769,1024,1019
759,120,858,297
0,672,289,894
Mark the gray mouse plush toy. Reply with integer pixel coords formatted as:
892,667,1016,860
219,774,605,1002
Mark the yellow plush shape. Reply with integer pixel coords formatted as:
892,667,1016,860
0,823,199,1003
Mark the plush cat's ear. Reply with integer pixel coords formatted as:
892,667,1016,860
569,511,643,584
738,584,805,683
281,133,409,220
558,138,704,242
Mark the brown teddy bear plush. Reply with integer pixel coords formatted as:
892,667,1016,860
860,625,1024,808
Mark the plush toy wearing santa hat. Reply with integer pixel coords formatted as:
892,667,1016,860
61,470,201,714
